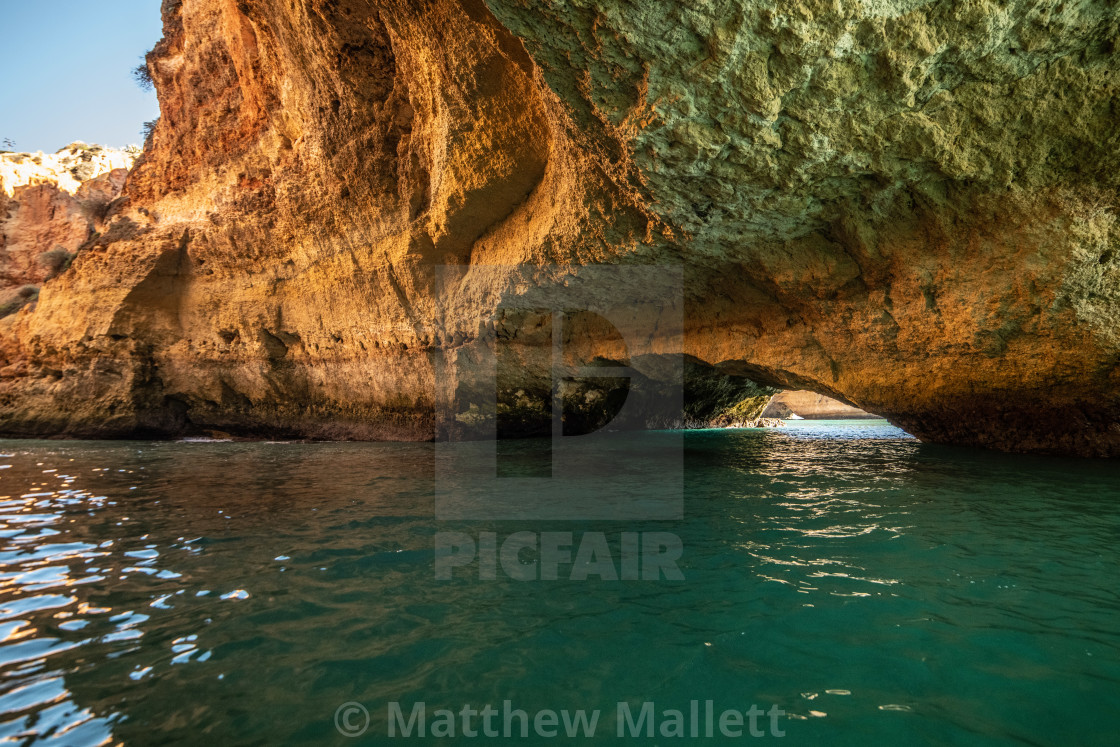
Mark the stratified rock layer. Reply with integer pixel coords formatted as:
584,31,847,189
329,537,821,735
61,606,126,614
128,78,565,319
0,0,1118,455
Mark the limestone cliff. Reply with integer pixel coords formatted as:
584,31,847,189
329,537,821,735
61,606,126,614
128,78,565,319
0,0,1118,455
1,144,134,316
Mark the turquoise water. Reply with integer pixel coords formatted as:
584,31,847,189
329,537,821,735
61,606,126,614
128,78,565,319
1,421,1119,745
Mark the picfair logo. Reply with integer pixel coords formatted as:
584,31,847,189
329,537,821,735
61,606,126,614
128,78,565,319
434,265,685,521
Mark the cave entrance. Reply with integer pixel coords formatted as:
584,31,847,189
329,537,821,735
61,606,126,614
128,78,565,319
758,390,881,422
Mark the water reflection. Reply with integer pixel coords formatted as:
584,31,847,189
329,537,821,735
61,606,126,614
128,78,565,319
0,430,1116,745
0,456,116,744
0,442,439,744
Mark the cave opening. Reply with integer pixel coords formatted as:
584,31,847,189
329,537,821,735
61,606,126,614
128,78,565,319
757,389,882,423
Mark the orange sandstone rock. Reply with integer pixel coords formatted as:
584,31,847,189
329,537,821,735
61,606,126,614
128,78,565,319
0,0,1117,455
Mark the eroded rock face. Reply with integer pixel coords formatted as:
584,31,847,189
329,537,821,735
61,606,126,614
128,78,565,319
1,145,134,315
483,0,1120,454
0,0,1118,455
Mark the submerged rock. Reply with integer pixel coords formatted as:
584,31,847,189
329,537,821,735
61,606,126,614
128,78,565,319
0,0,1117,455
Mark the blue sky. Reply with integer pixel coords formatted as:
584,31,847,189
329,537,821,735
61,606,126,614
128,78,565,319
0,1,164,152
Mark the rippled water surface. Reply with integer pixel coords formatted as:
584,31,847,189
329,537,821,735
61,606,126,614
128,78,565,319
1,422,1119,745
